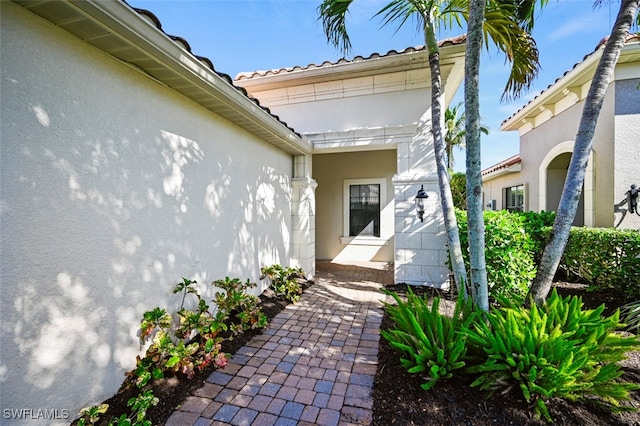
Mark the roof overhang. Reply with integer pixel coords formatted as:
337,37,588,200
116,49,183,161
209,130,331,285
501,36,640,134
481,155,522,181
12,0,311,155
235,38,467,108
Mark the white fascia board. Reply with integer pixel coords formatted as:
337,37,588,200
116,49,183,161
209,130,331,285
501,50,602,132
45,0,312,155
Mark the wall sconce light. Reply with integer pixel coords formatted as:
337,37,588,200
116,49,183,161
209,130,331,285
628,184,639,214
415,185,429,222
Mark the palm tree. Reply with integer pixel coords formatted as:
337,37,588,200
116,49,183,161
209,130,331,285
444,103,488,171
318,0,543,310
526,0,639,307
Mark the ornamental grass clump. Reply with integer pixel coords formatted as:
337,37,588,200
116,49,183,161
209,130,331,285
465,289,640,422
381,287,476,390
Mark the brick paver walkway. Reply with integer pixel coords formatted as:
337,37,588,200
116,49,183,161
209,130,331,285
165,261,393,426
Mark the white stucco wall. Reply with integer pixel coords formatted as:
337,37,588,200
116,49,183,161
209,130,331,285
1,3,294,422
261,85,429,133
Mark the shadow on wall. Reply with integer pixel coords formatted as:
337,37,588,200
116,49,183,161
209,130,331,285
1,104,292,418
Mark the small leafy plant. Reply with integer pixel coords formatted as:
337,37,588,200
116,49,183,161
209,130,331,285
465,289,640,422
77,403,109,426
212,277,267,334
76,389,158,426
381,287,476,390
261,264,305,303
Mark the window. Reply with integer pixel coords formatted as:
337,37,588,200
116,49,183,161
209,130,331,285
342,178,386,241
349,184,380,237
505,184,525,212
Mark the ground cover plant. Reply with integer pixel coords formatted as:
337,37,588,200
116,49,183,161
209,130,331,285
381,288,475,390
74,268,310,426
374,283,640,425
260,264,305,303
466,289,640,422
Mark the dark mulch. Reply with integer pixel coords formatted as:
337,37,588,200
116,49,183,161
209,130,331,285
373,283,640,426
78,281,312,426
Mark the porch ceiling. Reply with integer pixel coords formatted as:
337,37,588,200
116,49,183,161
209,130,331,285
12,0,312,155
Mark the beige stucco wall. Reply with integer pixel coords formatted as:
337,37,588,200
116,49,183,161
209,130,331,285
313,150,397,262
485,85,619,228
1,3,295,422
613,76,640,229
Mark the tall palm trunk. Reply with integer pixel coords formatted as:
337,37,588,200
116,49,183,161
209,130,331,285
424,17,468,298
464,0,489,311
526,0,639,307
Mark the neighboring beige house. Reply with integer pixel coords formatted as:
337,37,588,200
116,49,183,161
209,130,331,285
482,35,640,230
235,38,466,287
1,0,464,422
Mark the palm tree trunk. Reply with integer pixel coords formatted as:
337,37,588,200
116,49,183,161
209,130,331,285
424,19,468,298
526,0,639,307
464,0,489,311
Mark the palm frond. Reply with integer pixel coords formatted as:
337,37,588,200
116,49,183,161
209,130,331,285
317,0,356,55
375,0,423,37
483,2,541,101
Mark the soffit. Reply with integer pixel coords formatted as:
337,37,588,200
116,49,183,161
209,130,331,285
12,0,311,155
502,35,640,132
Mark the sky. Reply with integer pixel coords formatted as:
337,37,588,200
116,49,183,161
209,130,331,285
129,0,620,172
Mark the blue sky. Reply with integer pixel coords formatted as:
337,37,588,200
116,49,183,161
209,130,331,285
130,0,619,171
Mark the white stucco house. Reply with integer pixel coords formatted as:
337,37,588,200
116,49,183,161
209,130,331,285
482,35,640,230
234,36,466,289
0,0,465,422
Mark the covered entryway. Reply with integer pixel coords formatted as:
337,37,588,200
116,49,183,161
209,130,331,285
539,141,594,227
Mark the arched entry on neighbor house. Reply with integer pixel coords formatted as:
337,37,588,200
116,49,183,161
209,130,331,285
538,141,595,227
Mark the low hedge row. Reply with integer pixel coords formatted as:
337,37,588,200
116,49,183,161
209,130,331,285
455,210,640,302
560,227,640,300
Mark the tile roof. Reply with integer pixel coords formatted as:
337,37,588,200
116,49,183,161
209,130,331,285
481,154,521,176
501,33,640,127
127,4,301,137
235,35,467,81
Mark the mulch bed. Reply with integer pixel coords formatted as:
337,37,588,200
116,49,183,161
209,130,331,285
372,283,640,426
75,279,640,425
77,281,312,426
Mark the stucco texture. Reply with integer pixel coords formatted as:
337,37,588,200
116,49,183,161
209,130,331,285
313,150,397,262
1,3,294,422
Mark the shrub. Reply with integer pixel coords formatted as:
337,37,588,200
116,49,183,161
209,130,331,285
381,288,476,390
450,172,467,210
456,209,536,302
212,277,268,334
261,264,305,303
515,210,555,264
465,289,640,422
560,227,640,301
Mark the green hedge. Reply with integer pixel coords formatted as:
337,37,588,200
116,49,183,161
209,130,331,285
455,209,640,302
456,209,536,301
560,227,640,300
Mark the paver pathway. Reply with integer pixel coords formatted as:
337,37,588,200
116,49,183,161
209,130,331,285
165,261,393,426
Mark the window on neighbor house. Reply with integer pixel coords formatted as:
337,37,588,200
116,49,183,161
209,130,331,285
348,184,380,237
505,184,525,212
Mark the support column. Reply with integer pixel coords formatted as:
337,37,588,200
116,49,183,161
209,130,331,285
291,154,317,278
393,111,449,288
